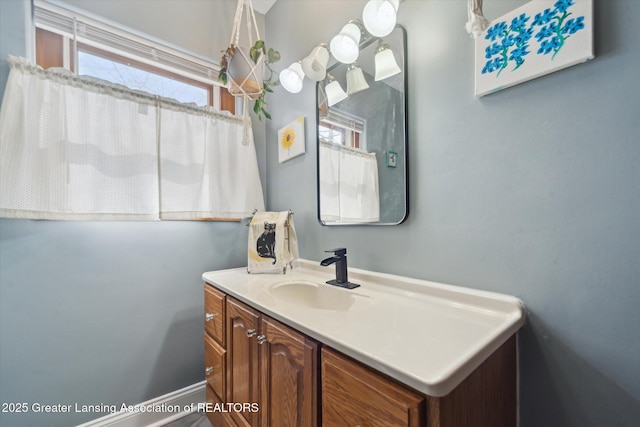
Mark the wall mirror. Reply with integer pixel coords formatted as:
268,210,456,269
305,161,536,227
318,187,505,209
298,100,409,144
316,25,408,225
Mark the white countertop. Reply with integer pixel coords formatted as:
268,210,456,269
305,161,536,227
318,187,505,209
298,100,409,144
202,259,525,397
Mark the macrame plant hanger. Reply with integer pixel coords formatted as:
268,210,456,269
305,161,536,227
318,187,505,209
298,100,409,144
228,0,264,144
465,0,491,39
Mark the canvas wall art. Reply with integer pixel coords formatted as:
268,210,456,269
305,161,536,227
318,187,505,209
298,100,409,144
475,0,594,97
278,116,306,163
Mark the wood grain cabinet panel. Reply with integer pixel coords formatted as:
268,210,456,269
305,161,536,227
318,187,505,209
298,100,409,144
226,297,261,427
206,385,239,427
204,285,226,346
204,333,226,401
322,347,425,427
259,316,317,427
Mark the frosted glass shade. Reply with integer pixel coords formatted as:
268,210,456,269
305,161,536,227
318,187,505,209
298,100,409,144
302,45,330,81
280,62,305,93
362,0,399,37
374,45,401,81
330,23,361,64
326,79,348,106
346,64,369,95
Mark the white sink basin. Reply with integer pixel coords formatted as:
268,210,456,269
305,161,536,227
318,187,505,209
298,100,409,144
268,280,368,311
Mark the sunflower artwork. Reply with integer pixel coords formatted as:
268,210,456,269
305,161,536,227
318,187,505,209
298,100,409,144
278,116,305,163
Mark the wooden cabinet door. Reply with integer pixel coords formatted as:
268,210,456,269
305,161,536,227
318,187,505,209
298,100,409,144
226,298,260,427
206,385,239,427
204,333,226,401
322,347,425,427
259,316,318,427
204,285,226,346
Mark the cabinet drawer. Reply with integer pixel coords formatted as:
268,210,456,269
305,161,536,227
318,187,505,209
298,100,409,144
205,333,226,400
206,385,238,427
204,284,226,346
322,347,424,427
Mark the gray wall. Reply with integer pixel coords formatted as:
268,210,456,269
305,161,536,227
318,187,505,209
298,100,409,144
0,0,264,426
265,1,640,426
1,0,639,426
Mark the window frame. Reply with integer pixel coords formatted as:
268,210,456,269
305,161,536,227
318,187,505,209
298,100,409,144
33,23,242,221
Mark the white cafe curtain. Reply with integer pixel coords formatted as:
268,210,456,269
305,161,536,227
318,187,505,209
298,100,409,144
319,141,380,223
159,106,265,220
0,56,265,220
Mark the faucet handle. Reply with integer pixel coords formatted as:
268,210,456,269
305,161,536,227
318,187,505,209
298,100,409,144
325,248,347,256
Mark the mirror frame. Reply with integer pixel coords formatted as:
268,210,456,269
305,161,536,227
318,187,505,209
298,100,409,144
316,25,408,226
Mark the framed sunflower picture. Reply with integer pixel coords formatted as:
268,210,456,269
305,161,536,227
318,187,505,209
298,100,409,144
278,116,306,163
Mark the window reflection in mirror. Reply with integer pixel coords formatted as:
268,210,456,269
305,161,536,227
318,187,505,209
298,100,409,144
317,26,408,226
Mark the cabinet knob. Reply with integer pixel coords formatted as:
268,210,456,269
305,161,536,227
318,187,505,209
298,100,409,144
205,366,214,376
205,312,217,322
246,329,257,337
257,335,267,345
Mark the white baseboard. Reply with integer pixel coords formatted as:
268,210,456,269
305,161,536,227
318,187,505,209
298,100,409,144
76,381,206,427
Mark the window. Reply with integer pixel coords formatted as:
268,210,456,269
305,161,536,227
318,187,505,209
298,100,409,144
11,1,265,221
319,123,361,149
319,109,365,150
33,0,234,113
78,47,211,107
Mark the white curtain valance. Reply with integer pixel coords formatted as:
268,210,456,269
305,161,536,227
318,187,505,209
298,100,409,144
0,56,264,220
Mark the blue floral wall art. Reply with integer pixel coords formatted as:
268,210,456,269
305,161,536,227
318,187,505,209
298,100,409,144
475,0,594,97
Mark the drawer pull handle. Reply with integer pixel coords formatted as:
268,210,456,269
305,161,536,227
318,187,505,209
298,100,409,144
205,313,217,322
247,329,257,337
257,335,267,345
205,366,214,376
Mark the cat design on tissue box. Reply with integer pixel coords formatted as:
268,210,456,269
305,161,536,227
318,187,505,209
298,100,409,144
248,211,299,274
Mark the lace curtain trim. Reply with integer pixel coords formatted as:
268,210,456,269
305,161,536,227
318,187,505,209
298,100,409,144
7,55,242,123
320,139,376,159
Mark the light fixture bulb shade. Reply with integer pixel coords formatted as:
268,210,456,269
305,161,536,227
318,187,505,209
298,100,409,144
325,80,348,107
374,46,401,81
330,23,361,64
362,0,399,37
301,45,330,81
346,64,369,95
280,62,305,93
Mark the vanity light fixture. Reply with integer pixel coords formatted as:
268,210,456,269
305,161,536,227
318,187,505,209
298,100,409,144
301,44,330,81
362,0,400,37
280,62,305,93
325,75,348,106
329,22,362,64
346,63,369,95
374,40,401,81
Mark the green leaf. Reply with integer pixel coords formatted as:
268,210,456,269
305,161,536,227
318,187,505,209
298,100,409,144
253,99,262,114
268,48,281,64
263,109,271,120
250,46,260,64
254,40,265,52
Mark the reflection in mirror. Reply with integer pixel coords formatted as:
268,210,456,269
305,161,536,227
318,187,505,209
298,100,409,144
316,26,407,225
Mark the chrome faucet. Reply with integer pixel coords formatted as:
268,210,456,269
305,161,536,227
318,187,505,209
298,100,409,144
320,248,359,289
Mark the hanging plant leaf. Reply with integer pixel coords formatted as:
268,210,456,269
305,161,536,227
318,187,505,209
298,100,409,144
250,40,266,64
253,98,262,114
268,48,281,64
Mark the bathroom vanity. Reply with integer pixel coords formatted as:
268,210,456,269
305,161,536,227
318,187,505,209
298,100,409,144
202,260,525,426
